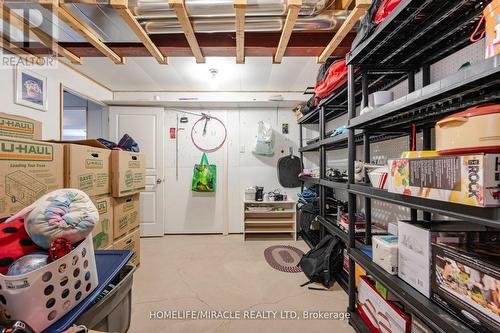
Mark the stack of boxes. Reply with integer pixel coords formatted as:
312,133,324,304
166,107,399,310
0,112,145,266
63,141,145,266
109,150,145,266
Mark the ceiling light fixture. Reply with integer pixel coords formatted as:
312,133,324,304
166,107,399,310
209,68,219,79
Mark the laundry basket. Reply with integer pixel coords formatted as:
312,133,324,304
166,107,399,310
0,235,98,332
75,264,136,333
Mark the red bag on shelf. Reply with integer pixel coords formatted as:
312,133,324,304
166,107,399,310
374,0,401,24
314,59,348,99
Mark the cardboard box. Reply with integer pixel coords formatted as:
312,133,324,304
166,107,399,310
431,243,500,333
113,194,140,239
411,315,433,333
64,141,111,197
113,227,140,266
111,151,145,197
357,276,410,333
398,220,486,298
388,154,500,207
91,196,113,250
0,113,42,140
373,235,398,275
0,136,63,217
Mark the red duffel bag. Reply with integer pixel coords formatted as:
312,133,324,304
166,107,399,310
374,0,401,24
314,59,348,99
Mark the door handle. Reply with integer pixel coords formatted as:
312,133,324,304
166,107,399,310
156,178,162,184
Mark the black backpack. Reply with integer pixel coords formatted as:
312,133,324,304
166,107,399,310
298,234,343,289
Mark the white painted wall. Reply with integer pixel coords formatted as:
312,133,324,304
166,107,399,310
162,107,301,234
0,61,112,140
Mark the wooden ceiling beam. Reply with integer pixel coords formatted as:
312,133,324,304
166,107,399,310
234,0,246,64
1,5,82,64
47,0,124,64
273,0,302,64
168,0,205,63
110,0,167,64
57,32,356,57
337,0,355,9
0,36,45,65
317,0,371,63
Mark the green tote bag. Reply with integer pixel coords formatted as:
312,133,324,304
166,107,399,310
191,153,216,192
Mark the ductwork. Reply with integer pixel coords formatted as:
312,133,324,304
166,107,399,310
130,0,327,19
143,12,345,34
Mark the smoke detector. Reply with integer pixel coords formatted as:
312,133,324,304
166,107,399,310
209,68,218,79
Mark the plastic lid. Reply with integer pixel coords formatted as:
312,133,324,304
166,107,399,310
440,104,500,120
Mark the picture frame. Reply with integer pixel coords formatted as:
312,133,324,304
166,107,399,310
15,66,48,111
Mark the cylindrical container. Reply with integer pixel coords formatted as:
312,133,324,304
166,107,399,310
485,0,500,58
435,104,500,154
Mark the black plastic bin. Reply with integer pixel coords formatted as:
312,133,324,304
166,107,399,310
75,265,136,333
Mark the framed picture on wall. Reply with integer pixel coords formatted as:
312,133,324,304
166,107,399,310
15,67,48,111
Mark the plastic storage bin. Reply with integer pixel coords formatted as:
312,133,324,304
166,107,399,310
0,235,98,332
75,264,136,333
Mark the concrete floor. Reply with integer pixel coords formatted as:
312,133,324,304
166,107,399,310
130,235,354,333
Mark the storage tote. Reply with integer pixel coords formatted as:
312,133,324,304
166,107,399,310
0,235,98,332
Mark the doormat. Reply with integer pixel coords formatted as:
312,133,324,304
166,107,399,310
264,245,304,273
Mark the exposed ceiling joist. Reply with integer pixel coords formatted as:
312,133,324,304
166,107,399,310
0,36,44,64
317,0,371,63
1,5,82,64
274,0,302,64
46,0,124,64
337,0,355,9
110,0,167,64
168,0,205,63
234,0,246,64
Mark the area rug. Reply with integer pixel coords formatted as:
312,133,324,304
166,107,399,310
264,245,304,273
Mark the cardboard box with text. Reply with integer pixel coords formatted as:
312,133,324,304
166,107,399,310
64,141,111,197
0,136,63,217
111,151,145,197
113,194,140,239
0,113,42,140
113,227,140,266
91,196,114,250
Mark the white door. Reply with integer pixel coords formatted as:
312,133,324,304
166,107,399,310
109,106,165,237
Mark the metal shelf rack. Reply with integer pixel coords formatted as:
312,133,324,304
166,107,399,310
297,1,495,332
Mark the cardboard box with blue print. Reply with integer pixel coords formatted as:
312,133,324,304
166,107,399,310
63,140,111,197
113,227,140,266
0,136,63,217
111,150,145,197
91,196,114,249
0,113,42,140
113,194,140,239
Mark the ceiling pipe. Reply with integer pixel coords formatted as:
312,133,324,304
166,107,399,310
129,0,327,19
143,12,346,34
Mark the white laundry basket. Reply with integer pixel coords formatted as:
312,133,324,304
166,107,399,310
0,235,98,332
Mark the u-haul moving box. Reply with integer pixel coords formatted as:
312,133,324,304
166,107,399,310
111,151,145,197
0,136,63,217
0,113,42,140
63,141,111,197
113,194,140,239
113,227,140,266
91,196,114,250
